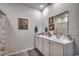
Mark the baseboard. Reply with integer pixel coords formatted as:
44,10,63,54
6,47,34,56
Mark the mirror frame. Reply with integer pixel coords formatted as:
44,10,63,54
49,11,69,36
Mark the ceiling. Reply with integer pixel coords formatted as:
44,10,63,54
25,3,52,11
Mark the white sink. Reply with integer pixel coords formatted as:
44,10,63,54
38,35,73,45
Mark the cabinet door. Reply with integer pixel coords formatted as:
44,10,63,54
49,42,64,56
35,36,43,53
35,36,39,49
38,37,43,53
42,38,49,56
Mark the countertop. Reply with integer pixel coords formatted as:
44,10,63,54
37,35,73,45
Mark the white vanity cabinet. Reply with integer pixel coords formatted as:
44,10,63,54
35,35,43,53
38,37,42,53
42,38,49,56
35,35,73,56
49,40,73,56
35,35,39,50
49,41,64,56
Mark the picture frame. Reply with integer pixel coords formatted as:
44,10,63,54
49,17,53,24
18,18,28,30
49,24,54,31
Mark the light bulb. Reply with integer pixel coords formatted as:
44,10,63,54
40,5,43,8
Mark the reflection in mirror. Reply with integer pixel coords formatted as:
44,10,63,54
53,11,69,37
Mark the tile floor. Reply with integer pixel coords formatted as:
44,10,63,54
10,48,43,56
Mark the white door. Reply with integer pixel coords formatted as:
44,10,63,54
49,42,64,56
42,38,49,56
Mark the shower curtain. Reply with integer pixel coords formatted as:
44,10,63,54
0,10,6,56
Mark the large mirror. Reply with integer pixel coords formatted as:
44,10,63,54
53,11,69,36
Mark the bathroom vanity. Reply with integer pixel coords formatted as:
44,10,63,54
35,35,73,56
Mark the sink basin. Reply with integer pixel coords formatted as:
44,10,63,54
38,35,73,45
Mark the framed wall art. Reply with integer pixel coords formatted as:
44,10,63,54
49,17,53,24
18,18,28,30
49,24,54,31
49,17,54,31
